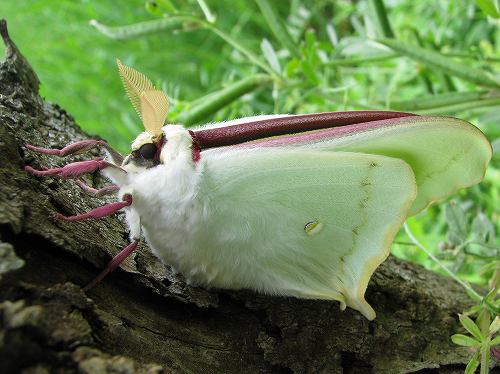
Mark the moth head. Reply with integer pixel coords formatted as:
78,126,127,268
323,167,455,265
116,59,169,172
121,131,165,171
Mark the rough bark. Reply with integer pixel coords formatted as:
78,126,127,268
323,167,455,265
0,20,494,373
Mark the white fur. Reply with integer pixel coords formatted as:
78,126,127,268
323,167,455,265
131,131,154,151
195,114,290,130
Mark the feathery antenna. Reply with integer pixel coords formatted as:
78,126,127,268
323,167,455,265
116,59,169,136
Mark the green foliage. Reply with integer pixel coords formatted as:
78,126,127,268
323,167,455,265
1,0,499,370
377,37,500,88
451,314,500,373
476,0,500,18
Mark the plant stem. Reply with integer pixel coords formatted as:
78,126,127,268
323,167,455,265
196,0,216,23
403,223,482,302
325,51,500,67
368,0,395,38
387,90,490,111
377,38,500,88
89,16,201,40
206,24,279,78
176,74,272,125
479,309,491,374
412,96,500,115
325,53,399,66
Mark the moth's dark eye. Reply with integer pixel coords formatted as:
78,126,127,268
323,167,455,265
139,143,157,159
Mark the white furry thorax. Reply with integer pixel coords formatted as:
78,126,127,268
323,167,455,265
106,125,208,274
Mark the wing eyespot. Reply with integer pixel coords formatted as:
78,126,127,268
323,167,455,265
304,220,324,236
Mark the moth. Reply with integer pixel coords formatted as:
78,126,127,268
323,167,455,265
25,60,492,320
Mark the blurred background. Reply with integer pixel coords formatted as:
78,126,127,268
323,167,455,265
1,0,499,290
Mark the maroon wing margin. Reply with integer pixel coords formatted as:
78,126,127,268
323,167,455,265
191,111,416,149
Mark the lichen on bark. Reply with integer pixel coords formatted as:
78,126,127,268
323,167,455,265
0,19,496,373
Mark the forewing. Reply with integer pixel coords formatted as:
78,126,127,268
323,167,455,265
230,116,491,215
199,149,417,319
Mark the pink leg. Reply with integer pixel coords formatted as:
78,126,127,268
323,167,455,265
26,139,124,164
26,140,107,156
56,194,132,221
25,157,121,179
76,179,119,197
26,141,134,289
83,239,140,291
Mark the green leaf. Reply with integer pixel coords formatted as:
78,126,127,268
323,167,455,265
451,334,481,347
491,335,500,346
459,314,484,342
326,24,339,47
300,29,319,84
90,16,201,40
260,38,282,74
255,0,301,58
446,202,468,246
471,212,496,245
175,74,272,125
377,38,500,88
476,0,500,18
326,53,398,66
145,1,165,17
466,305,484,315
490,316,500,334
464,350,480,374
300,59,319,85
154,0,178,14
207,25,277,77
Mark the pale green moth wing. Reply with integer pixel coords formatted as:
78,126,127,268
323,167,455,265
326,117,491,215
199,149,417,319
246,116,491,215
